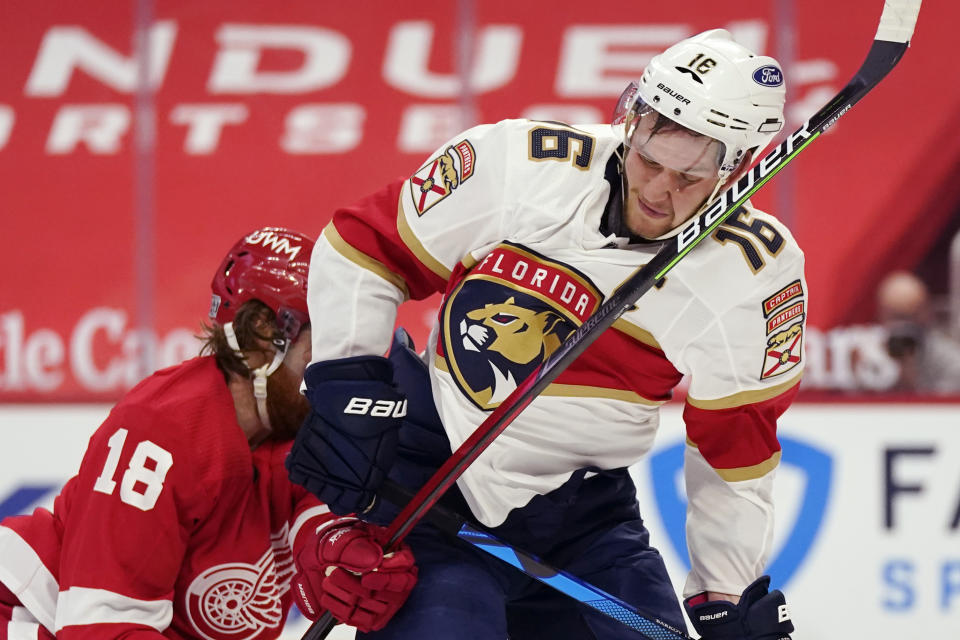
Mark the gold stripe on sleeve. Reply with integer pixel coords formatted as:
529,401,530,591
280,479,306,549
323,225,410,299
396,195,452,281
540,383,665,406
686,372,803,410
460,254,480,271
717,451,781,482
685,439,782,481
612,319,662,349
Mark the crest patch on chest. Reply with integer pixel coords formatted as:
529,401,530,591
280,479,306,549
441,243,602,409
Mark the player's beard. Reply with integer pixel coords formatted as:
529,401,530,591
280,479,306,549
265,363,311,442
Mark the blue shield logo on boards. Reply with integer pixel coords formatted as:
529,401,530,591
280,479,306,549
649,435,831,588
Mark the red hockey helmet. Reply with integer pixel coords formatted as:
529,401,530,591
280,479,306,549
210,227,315,341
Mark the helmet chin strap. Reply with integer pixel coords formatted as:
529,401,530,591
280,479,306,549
223,322,288,436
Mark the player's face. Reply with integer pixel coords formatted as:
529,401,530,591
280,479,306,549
266,327,312,441
622,114,724,239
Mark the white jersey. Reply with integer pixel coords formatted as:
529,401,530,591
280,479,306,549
308,119,806,597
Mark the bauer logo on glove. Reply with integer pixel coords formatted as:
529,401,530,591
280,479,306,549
343,397,407,417
286,355,405,515
684,575,794,640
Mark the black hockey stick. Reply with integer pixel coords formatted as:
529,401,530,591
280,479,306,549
304,2,922,637
377,480,691,639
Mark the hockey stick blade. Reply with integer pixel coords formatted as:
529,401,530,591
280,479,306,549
303,2,920,638
378,480,691,639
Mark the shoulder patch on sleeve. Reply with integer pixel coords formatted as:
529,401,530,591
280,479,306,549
766,301,804,334
409,139,476,216
762,323,803,379
762,279,803,315
760,279,805,379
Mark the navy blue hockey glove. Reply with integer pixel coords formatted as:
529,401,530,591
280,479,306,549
287,355,406,516
684,576,793,640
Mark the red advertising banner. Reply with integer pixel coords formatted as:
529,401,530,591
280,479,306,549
1,0,957,400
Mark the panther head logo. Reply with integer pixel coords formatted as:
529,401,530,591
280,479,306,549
449,290,575,408
463,297,567,364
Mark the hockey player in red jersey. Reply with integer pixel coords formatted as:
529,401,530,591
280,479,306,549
287,30,801,640
0,227,417,640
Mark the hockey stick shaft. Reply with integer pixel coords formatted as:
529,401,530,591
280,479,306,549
304,2,920,637
378,480,691,639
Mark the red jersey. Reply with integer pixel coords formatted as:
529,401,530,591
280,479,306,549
0,357,333,640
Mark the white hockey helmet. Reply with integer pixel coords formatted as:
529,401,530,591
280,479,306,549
613,29,786,179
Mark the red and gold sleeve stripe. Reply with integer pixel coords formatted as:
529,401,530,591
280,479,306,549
324,225,410,298
327,178,448,300
684,374,801,481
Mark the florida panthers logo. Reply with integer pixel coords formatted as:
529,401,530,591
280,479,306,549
456,293,575,407
441,243,602,409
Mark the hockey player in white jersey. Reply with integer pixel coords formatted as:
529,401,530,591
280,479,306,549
288,29,802,640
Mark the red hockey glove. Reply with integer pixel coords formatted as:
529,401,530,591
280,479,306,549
292,518,417,633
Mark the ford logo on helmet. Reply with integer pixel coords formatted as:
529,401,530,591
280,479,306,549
753,65,783,87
